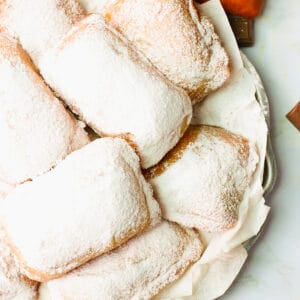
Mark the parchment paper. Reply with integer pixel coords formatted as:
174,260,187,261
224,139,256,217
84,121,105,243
156,1,270,299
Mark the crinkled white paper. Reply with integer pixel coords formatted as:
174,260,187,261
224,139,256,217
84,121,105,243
156,1,270,299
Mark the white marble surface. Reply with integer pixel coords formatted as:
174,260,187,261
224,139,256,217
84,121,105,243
222,0,300,299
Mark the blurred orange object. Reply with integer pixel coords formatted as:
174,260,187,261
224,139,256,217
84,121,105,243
196,0,264,18
221,0,264,18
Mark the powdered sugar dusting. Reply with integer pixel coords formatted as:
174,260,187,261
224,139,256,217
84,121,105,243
2,138,160,281
0,0,85,66
0,34,89,185
97,0,230,103
39,222,203,300
149,125,259,232
0,229,38,299
70,120,91,151
40,14,192,168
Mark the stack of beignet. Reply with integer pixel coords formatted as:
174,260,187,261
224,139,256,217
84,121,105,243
0,0,260,298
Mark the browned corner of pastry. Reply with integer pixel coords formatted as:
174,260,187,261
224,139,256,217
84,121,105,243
286,101,300,131
2,229,50,283
0,227,39,298
144,125,200,180
99,130,140,156
0,0,6,10
0,35,39,77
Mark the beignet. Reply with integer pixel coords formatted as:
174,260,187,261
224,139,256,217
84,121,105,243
2,138,160,281
40,14,192,168
0,230,38,299
0,0,85,65
0,34,89,185
145,125,258,232
39,221,203,300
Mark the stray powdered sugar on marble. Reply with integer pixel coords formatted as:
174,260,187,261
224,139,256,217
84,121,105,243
0,34,89,185
39,221,203,300
98,0,229,104
0,0,85,66
2,138,160,281
148,125,259,232
40,14,192,168
0,229,38,299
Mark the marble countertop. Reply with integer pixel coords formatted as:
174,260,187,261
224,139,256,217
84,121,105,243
222,0,300,299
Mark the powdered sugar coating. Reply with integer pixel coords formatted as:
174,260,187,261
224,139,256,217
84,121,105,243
147,126,259,232
0,230,38,300
0,0,85,66
2,138,160,281
0,34,89,185
40,14,192,168
70,120,91,152
95,0,230,103
39,221,203,300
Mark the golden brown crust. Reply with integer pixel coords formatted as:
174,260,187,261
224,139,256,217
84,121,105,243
98,131,140,156
144,125,200,179
145,125,250,180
